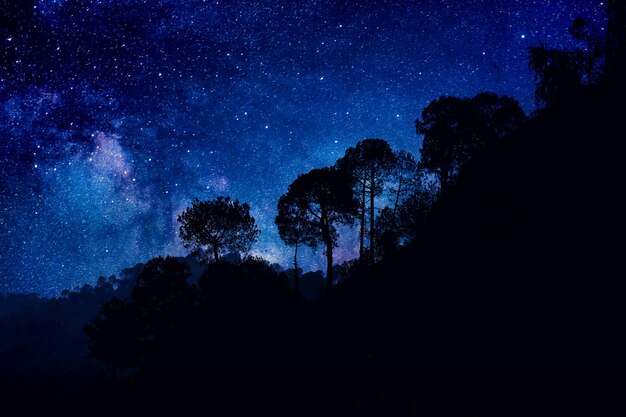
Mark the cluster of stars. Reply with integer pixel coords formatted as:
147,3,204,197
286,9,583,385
0,0,606,295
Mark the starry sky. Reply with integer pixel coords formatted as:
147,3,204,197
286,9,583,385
0,0,605,295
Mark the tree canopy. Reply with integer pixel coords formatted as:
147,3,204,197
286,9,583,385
416,93,526,191
275,193,319,296
83,297,145,380
279,167,357,295
527,44,585,108
336,138,395,263
177,196,260,263
131,256,194,331
389,150,421,214
526,8,616,108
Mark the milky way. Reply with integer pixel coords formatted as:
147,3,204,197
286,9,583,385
0,0,605,295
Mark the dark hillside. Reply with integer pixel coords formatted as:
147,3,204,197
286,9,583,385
45,78,625,416
331,75,626,414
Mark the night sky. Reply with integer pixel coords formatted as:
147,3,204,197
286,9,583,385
0,0,605,295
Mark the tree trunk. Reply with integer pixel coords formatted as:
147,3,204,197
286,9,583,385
321,212,333,297
359,177,366,261
369,165,375,265
213,244,219,262
393,175,403,216
325,238,333,297
293,243,300,297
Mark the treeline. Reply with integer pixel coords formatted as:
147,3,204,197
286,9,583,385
79,4,625,412
70,87,531,413
177,92,528,297
172,1,626,298
0,273,133,400
273,91,527,296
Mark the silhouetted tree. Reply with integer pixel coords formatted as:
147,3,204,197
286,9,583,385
84,257,194,380
275,194,319,297
374,207,401,259
605,0,626,72
131,256,195,334
84,297,145,381
336,139,395,264
569,17,604,84
416,96,473,191
281,167,357,295
370,151,424,259
178,196,260,262
569,16,593,43
396,178,438,236
390,150,421,215
376,172,438,257
527,7,626,107
199,256,291,304
527,44,585,108
470,92,528,144
416,94,525,189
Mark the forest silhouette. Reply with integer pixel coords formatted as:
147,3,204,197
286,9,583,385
1,2,625,414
